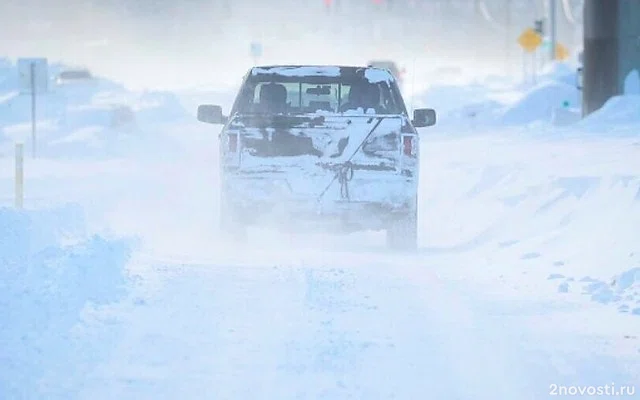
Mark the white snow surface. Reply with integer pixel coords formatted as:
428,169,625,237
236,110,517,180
251,66,343,77
412,60,584,130
624,70,640,95
364,67,393,83
0,204,133,399
0,59,639,399
249,65,393,84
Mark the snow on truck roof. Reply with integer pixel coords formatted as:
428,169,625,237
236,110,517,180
250,65,394,83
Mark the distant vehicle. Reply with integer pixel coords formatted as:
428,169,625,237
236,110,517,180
367,60,405,88
55,68,94,85
196,65,437,250
63,103,136,131
109,105,136,128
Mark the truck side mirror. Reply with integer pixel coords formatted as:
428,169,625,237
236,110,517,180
197,104,225,124
412,108,436,127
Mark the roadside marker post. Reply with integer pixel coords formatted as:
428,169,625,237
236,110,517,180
15,143,24,209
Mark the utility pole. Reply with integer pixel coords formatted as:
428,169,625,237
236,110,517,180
582,0,619,116
30,62,36,158
506,0,512,76
549,0,557,60
473,0,480,68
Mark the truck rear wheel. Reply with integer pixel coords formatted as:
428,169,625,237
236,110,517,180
219,195,248,243
386,211,418,251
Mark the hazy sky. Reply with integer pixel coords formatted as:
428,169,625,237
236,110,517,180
0,0,583,90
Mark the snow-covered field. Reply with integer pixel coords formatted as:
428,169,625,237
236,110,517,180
1,58,639,399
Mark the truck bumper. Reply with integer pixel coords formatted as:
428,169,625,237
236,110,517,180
221,172,417,233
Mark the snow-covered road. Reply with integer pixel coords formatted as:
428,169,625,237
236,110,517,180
73,249,539,400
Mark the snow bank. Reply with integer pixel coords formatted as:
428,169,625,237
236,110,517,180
421,135,640,318
550,268,640,315
133,90,192,125
624,69,640,95
413,82,507,130
416,83,492,116
0,204,134,398
533,61,578,88
414,61,583,130
0,59,191,159
500,81,580,126
578,95,640,132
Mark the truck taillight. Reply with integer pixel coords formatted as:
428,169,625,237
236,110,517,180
228,134,238,152
402,135,416,157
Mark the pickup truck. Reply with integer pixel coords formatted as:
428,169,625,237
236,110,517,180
197,65,436,250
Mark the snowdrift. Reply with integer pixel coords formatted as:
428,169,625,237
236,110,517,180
578,95,640,133
412,77,510,130
0,204,134,398
0,59,192,159
134,90,193,125
415,61,583,130
551,268,640,315
527,61,578,88
499,81,580,126
415,83,502,117
422,135,640,316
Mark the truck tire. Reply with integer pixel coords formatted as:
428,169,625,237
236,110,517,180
219,194,248,243
386,210,418,251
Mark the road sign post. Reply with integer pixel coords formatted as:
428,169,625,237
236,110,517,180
505,0,512,75
555,43,569,61
534,19,545,36
517,28,543,84
533,19,545,70
17,58,48,159
549,0,557,61
250,42,263,66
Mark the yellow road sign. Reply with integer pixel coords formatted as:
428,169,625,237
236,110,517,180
518,28,543,53
555,43,570,60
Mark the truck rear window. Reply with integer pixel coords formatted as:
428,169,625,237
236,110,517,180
231,73,406,115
